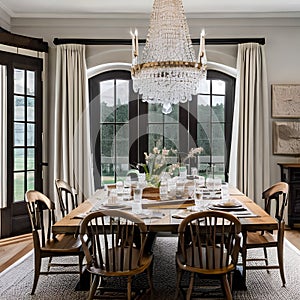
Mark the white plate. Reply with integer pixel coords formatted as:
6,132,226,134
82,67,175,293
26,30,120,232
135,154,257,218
101,203,128,209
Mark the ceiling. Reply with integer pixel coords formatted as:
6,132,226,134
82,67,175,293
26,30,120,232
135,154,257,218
1,0,300,18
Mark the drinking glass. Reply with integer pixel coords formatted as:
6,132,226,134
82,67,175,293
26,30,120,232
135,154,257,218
214,178,222,191
221,182,229,200
159,181,168,200
194,176,205,189
123,186,131,201
132,188,143,213
191,167,198,177
187,185,194,198
167,178,177,198
116,181,123,192
206,177,214,191
179,166,187,179
134,187,142,201
194,188,203,208
176,179,185,198
124,176,132,188
108,189,117,205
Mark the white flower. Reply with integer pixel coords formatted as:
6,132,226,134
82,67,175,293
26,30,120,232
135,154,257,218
144,152,149,160
182,147,203,163
153,147,159,154
162,148,169,156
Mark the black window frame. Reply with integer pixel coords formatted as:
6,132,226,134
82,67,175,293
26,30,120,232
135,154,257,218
89,69,235,187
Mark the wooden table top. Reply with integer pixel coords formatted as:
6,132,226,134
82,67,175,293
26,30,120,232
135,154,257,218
52,186,278,234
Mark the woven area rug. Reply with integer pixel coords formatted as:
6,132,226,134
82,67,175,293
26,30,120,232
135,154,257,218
1,236,300,299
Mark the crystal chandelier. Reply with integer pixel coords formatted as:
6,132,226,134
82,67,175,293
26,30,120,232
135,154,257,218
131,0,207,114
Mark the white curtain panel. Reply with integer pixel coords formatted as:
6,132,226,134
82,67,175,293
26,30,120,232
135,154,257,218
54,44,94,203
229,43,270,207
0,65,7,208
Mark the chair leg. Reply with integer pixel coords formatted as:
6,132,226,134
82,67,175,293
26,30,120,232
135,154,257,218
228,271,233,290
263,247,270,273
79,252,84,275
47,256,53,272
175,268,183,299
88,275,100,300
31,254,42,295
277,245,286,287
221,274,233,300
146,261,154,291
127,276,132,300
186,272,194,300
241,245,247,282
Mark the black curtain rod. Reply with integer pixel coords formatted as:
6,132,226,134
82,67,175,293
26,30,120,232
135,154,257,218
53,37,265,46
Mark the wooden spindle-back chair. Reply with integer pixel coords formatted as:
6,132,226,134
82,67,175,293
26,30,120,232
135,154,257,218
79,210,154,300
240,181,289,286
55,179,79,218
175,210,241,300
25,190,84,295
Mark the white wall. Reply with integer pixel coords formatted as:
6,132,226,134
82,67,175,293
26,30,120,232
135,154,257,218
4,13,300,187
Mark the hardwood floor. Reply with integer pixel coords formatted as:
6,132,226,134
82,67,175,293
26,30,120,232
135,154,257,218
1,227,300,273
284,226,300,250
0,233,33,272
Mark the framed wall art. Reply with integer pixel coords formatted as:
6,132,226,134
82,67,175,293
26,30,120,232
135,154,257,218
273,121,300,155
271,84,300,118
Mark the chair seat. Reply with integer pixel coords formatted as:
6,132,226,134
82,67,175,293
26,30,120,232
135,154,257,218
246,231,277,247
176,246,235,274
42,234,82,253
88,247,153,276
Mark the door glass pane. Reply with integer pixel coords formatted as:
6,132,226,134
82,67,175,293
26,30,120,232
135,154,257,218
116,80,128,122
14,123,25,146
212,95,225,122
148,124,163,150
101,163,114,184
164,105,179,122
148,105,163,123
27,124,35,146
212,80,225,94
27,171,35,190
100,80,114,123
27,148,35,170
116,119,130,179
14,172,24,202
199,79,210,94
101,124,114,157
197,95,210,122
197,123,210,156
212,123,225,174
116,124,129,157
27,97,35,121
27,70,35,96
165,124,179,149
14,96,25,121
14,69,24,94
14,148,24,171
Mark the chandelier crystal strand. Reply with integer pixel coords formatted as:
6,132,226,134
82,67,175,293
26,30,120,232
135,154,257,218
131,0,207,114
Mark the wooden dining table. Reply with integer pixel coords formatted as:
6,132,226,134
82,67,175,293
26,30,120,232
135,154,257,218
52,185,278,235
52,184,278,291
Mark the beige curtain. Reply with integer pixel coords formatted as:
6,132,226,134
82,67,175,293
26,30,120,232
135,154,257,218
54,44,94,204
0,65,7,208
229,43,270,207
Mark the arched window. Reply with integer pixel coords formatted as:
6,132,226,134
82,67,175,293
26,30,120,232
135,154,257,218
89,69,235,188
